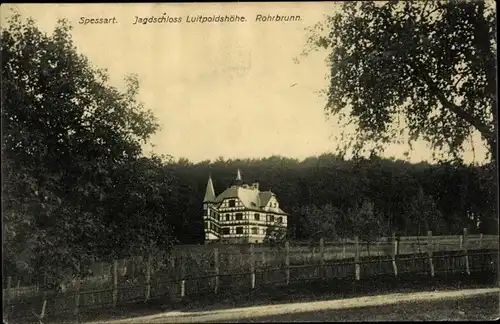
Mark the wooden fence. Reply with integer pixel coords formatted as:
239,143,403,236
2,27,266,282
3,231,498,322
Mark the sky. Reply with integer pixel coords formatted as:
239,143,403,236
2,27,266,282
1,3,489,164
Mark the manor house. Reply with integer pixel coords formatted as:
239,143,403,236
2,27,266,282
203,170,288,244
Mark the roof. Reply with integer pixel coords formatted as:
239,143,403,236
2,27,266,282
214,185,287,214
259,191,273,207
203,176,216,202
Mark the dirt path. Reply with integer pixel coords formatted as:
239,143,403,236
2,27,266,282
85,288,499,323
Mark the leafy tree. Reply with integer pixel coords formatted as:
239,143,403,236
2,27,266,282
103,156,177,257
1,12,164,284
302,0,497,163
348,199,388,255
294,204,342,241
263,224,288,246
406,187,446,236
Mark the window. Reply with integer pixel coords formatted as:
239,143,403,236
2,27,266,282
254,213,260,221
236,213,243,220
226,214,230,221
236,227,243,234
276,216,282,223
229,199,236,207
222,228,230,235
203,209,208,216
269,215,274,222
262,228,267,235
251,227,258,234
204,221,208,229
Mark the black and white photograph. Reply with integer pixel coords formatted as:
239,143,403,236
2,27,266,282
1,1,498,323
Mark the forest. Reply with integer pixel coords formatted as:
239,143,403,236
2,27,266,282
157,155,497,244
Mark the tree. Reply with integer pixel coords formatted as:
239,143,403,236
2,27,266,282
263,224,288,246
406,187,446,236
348,199,388,255
295,204,342,241
103,156,177,257
1,12,164,284
302,0,497,163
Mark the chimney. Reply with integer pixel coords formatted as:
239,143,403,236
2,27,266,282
252,182,259,190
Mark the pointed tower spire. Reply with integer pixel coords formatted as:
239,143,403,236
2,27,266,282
235,169,243,186
203,174,216,203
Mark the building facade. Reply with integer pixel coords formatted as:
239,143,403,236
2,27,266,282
203,169,288,244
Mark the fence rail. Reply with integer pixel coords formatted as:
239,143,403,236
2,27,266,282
3,231,498,322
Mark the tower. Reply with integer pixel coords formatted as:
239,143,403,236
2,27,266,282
203,174,216,204
203,174,220,242
203,174,216,217
235,169,243,186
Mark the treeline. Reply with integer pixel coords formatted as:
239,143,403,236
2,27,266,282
163,155,497,245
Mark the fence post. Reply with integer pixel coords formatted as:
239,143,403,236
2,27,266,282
427,231,435,278
261,250,267,285
392,232,398,277
145,254,152,302
285,241,290,285
73,277,81,315
214,248,220,294
250,244,256,289
40,276,47,320
342,238,347,259
169,252,176,300
459,235,463,250
319,238,325,278
4,276,12,322
180,252,186,298
463,228,470,275
112,260,118,307
6,276,12,304
354,236,360,281
479,233,483,248
396,235,400,255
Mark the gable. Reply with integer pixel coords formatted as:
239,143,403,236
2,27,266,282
212,184,287,214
